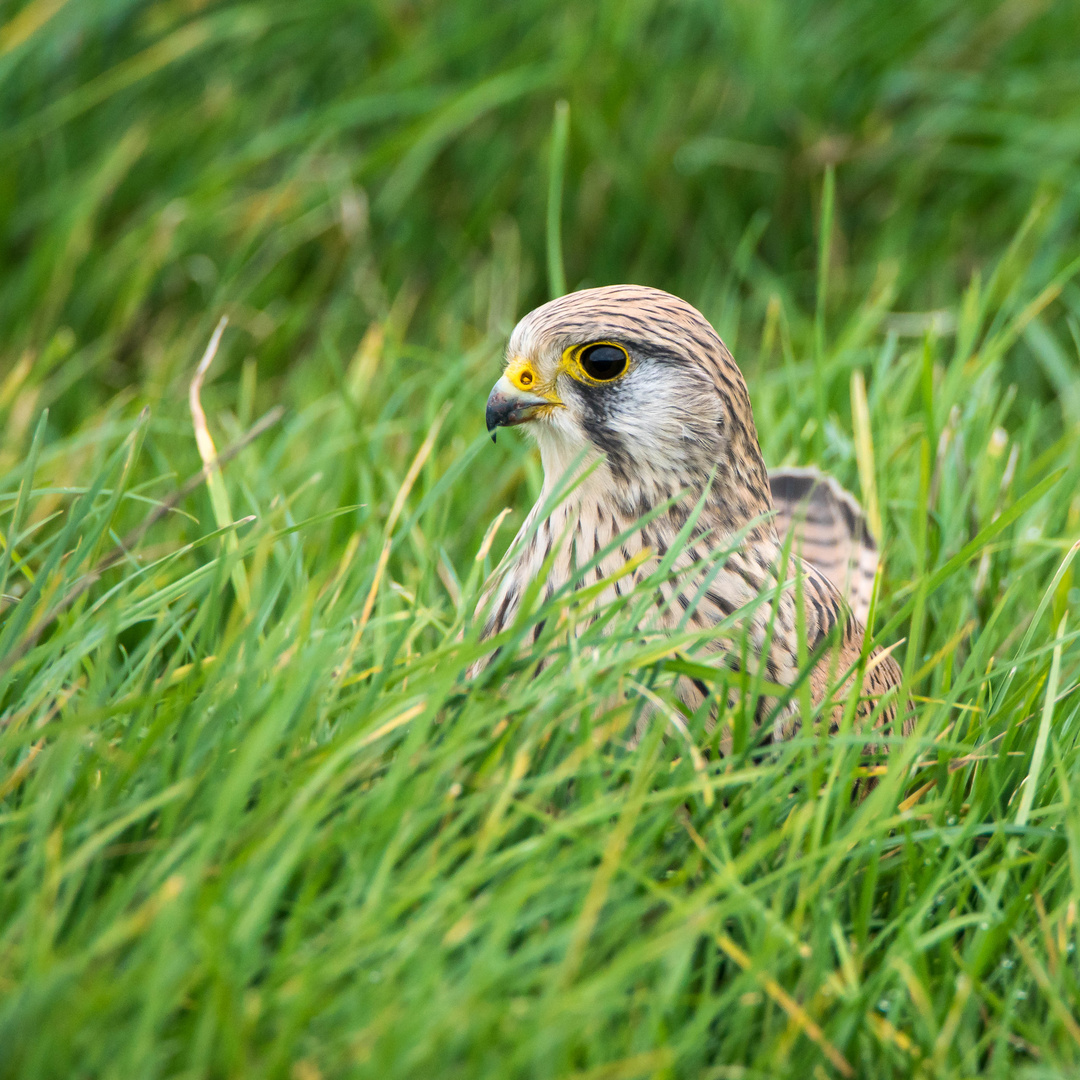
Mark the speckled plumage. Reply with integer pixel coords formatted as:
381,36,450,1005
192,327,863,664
478,284,907,741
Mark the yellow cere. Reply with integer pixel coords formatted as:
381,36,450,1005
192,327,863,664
504,355,560,401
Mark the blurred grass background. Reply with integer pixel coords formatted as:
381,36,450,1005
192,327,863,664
6,0,1080,441
3,0,1080,1077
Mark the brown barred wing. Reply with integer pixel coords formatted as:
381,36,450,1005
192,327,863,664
769,467,879,627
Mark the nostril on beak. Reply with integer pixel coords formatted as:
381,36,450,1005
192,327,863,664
485,374,555,444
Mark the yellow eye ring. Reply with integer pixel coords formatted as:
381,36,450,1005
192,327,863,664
563,341,630,384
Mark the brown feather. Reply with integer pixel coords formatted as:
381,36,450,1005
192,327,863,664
769,466,880,627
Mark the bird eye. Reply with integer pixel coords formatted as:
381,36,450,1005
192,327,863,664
577,342,628,382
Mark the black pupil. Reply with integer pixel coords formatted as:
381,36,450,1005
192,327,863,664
579,344,627,380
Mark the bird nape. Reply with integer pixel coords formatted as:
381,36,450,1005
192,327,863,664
477,284,908,745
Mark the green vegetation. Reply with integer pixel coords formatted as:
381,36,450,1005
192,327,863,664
3,1,1080,1076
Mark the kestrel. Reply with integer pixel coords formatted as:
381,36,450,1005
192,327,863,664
479,285,906,741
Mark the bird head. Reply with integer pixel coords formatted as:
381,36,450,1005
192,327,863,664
486,284,772,517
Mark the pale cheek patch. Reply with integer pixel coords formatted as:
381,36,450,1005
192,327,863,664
604,364,721,465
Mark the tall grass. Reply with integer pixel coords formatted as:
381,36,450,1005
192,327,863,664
2,1,1080,1077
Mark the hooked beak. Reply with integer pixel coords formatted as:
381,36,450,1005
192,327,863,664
485,375,558,442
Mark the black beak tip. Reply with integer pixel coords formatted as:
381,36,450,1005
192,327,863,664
490,431,497,444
